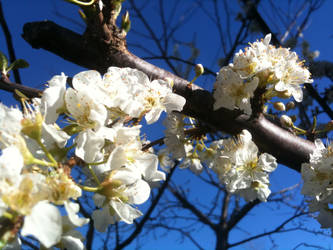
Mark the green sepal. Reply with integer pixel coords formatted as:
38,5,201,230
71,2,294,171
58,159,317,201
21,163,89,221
62,124,83,135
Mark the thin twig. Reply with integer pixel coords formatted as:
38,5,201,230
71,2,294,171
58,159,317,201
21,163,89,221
0,1,21,83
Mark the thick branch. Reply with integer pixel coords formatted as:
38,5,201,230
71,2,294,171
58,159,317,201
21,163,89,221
22,21,101,70
21,21,316,171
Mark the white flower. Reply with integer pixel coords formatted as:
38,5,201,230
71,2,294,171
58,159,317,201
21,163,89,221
232,34,272,78
235,181,271,202
65,86,107,130
179,155,203,174
106,125,165,182
273,50,313,102
21,201,62,248
143,79,185,124
163,113,187,159
75,129,105,163
301,139,333,203
40,73,67,123
1,173,49,216
212,130,277,201
92,168,150,229
231,34,312,102
0,146,24,183
158,148,175,172
0,103,23,148
46,169,82,205
64,201,89,227
213,66,258,115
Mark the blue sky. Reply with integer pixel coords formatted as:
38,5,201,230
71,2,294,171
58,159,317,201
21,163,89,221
1,0,333,249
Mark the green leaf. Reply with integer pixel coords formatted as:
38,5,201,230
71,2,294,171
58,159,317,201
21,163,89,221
6,59,29,72
0,51,8,73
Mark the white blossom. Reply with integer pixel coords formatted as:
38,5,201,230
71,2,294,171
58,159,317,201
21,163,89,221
213,66,258,115
0,103,23,148
21,201,62,248
301,139,333,203
40,73,67,123
163,113,187,159
92,168,150,229
231,34,312,102
212,130,277,201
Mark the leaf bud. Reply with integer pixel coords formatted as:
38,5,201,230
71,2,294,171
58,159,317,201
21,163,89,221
121,11,131,34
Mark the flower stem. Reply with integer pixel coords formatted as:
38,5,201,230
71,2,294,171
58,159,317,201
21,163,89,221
66,0,96,6
78,184,101,193
88,165,101,185
37,140,57,166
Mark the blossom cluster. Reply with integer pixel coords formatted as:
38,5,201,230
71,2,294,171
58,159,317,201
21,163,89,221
0,34,318,248
0,67,186,248
213,34,313,115
161,116,277,202
210,130,277,201
301,140,333,234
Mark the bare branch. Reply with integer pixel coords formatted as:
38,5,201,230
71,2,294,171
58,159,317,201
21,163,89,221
168,185,217,231
229,212,307,248
0,2,21,83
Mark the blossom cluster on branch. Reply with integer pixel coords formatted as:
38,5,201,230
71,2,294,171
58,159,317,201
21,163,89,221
302,140,333,234
0,32,331,249
0,67,186,248
213,34,313,115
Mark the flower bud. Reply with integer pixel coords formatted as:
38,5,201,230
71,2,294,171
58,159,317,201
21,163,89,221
195,64,204,77
277,90,292,99
286,101,295,111
280,115,293,127
273,102,285,111
196,143,204,152
290,115,297,123
205,148,216,158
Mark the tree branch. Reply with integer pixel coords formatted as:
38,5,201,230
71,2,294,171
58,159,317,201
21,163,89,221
0,2,21,83
0,76,42,98
228,212,306,248
21,20,316,171
227,199,260,231
168,185,217,231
